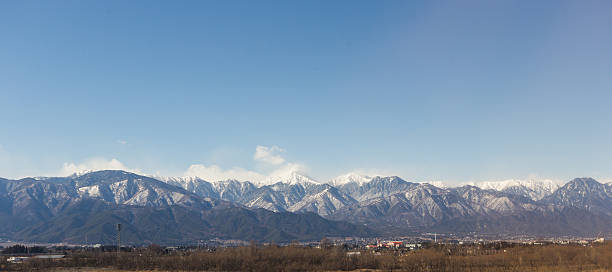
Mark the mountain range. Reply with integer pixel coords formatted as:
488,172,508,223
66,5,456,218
1,170,611,245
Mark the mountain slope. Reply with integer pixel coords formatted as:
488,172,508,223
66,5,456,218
542,178,612,216
14,199,375,244
73,171,211,209
471,178,559,200
336,176,418,202
332,183,476,229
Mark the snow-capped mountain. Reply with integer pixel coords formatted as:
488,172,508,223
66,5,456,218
72,170,214,209
211,179,258,202
333,183,476,227
239,181,356,215
0,170,371,244
469,178,560,200
453,185,537,214
287,186,356,216
334,182,539,229
158,172,355,216
328,173,373,187
263,172,320,186
0,170,225,237
4,170,612,240
158,176,219,199
542,177,612,216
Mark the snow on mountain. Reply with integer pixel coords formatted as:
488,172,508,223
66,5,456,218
543,178,612,216
336,176,418,202
453,185,537,214
288,186,357,216
329,173,373,187
333,183,476,227
242,181,357,215
73,171,209,208
419,180,447,188
468,178,560,200
156,176,219,199
5,170,612,238
262,171,320,186
212,179,258,202
157,172,354,215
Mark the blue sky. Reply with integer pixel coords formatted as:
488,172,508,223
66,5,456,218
1,1,611,184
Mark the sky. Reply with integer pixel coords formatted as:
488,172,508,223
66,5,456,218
1,1,612,184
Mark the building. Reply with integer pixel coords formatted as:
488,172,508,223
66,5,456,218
7,256,29,263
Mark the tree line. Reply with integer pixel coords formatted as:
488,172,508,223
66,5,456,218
1,242,611,271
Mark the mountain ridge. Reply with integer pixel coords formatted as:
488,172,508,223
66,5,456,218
3,170,612,242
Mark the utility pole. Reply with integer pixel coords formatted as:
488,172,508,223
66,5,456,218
116,223,121,258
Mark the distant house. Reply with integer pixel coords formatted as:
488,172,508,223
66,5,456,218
386,241,403,248
7,256,29,263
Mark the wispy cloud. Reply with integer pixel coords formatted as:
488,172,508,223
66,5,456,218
183,164,265,182
253,145,285,165
183,145,307,183
58,158,142,176
117,140,128,145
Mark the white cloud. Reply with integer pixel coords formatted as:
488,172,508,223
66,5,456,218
595,177,612,184
268,162,307,178
183,145,307,184
253,145,286,165
58,158,142,176
117,140,128,145
183,164,265,182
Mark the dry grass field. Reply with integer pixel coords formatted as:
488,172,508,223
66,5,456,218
2,242,611,271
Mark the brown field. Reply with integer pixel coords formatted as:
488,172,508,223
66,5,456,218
2,242,611,271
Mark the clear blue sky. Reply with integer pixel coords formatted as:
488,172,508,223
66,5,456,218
1,1,611,183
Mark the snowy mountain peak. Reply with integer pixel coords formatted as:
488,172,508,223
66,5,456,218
567,177,599,186
329,173,373,186
155,176,207,184
263,171,320,186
